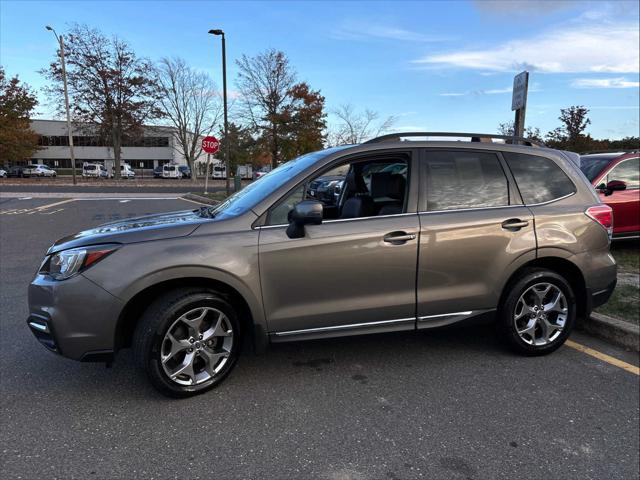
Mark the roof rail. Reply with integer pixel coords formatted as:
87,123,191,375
364,132,547,148
581,149,639,155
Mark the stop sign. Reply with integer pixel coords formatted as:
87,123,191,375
202,136,219,154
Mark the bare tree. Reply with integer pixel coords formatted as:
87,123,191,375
155,57,222,182
41,24,163,178
328,104,396,145
235,49,296,168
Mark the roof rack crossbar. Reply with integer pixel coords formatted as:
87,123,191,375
364,132,546,148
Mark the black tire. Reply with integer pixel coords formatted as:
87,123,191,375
133,288,241,398
498,268,576,356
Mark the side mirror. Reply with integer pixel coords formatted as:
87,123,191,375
607,180,627,192
286,200,323,239
599,180,627,196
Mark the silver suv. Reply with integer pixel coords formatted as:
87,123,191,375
28,133,617,397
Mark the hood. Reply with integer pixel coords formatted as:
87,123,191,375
48,209,208,254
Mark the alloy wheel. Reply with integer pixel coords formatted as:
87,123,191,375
513,282,568,346
160,306,234,386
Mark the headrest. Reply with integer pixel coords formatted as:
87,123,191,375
370,172,406,200
345,170,368,194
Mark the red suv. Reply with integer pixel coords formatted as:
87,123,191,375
580,151,639,239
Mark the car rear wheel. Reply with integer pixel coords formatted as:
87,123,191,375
498,268,575,356
133,288,241,397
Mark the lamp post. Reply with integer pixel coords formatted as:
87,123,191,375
46,26,77,185
208,29,230,196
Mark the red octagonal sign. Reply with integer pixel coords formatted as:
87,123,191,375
202,136,220,154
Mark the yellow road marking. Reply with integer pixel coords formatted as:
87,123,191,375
566,339,639,375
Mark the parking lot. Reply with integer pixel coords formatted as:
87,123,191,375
0,195,638,479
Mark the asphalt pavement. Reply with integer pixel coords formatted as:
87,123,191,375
0,197,638,480
0,181,224,194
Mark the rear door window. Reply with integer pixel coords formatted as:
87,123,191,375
503,152,576,204
424,151,510,211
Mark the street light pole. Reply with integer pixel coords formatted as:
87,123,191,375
46,26,77,185
208,29,230,196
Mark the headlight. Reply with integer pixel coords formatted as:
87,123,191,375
39,245,118,281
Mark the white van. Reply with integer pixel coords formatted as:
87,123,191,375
236,164,253,179
82,163,108,178
112,163,135,179
212,164,226,179
162,164,181,179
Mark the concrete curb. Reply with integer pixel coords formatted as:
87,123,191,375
182,193,221,206
583,313,640,352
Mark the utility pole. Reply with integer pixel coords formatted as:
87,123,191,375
208,29,230,196
46,26,77,184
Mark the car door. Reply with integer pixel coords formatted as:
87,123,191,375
598,157,640,236
416,149,536,328
258,150,420,340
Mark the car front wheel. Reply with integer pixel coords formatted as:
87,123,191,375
133,288,241,397
498,268,575,356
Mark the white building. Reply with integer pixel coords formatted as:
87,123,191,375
28,119,207,172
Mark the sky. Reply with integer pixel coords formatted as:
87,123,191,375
1,0,639,139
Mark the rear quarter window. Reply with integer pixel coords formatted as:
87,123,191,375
504,152,576,204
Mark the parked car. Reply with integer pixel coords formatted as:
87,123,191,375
253,168,270,180
162,164,181,179
82,163,109,178
28,132,617,397
212,164,226,179
153,166,164,178
112,163,135,179
178,165,192,179
6,166,26,178
236,164,253,180
307,175,345,206
0,168,7,178
23,164,57,177
580,151,639,239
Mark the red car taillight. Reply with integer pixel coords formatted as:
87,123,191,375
585,205,613,241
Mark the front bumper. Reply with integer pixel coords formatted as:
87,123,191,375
27,273,124,361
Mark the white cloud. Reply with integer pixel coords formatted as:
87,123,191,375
440,85,539,97
440,88,510,96
483,87,513,94
331,21,450,43
571,77,640,88
414,23,639,73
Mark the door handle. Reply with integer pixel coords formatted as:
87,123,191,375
383,232,417,244
501,218,529,230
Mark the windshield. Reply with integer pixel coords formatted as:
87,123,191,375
580,155,617,181
207,146,350,220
